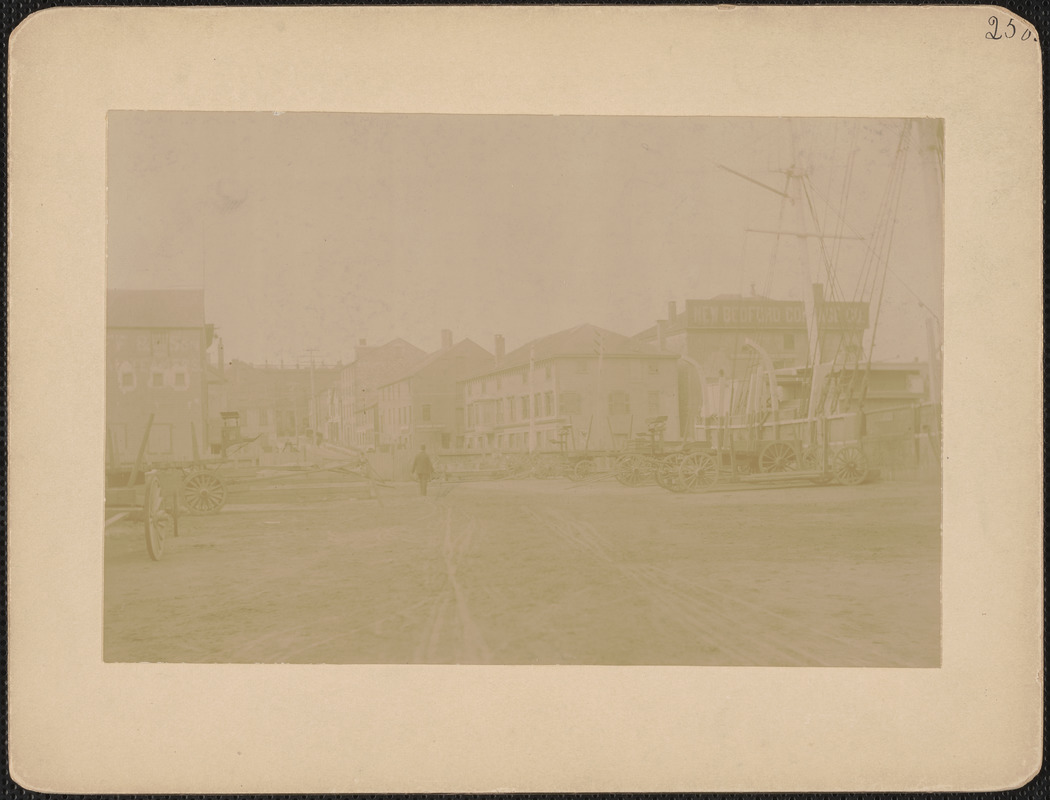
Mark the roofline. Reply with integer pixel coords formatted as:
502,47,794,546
374,338,492,389
460,350,681,382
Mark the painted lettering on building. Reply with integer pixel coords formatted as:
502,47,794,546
687,301,807,329
817,303,869,329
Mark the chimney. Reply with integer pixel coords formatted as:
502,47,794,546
494,334,506,364
667,301,677,321
440,329,453,350
217,338,225,377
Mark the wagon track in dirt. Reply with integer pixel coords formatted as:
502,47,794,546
523,505,904,667
413,506,492,663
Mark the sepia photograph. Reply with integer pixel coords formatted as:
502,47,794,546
104,112,943,667
10,5,1042,793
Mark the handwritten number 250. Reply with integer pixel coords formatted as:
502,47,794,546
987,15,1033,40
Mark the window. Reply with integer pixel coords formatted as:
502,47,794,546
577,361,589,374
784,333,795,350
648,362,660,375
441,433,451,449
648,391,661,415
534,393,542,417
495,399,504,423
121,372,135,388
174,372,187,388
609,391,630,415
560,392,581,414
521,396,530,419
422,404,431,422
508,397,516,422
544,392,553,416
151,372,164,388
545,364,552,379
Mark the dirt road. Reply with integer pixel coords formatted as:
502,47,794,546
104,479,940,666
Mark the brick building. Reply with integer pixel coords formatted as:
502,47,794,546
106,289,220,466
222,360,340,450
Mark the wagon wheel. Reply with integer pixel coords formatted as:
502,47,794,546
615,454,650,487
655,453,686,492
759,441,799,473
181,469,228,515
143,475,175,561
571,459,596,482
801,446,833,485
679,452,719,492
831,446,869,486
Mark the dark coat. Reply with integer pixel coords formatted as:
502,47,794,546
411,451,434,478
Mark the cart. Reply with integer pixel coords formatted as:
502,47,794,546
106,413,381,560
670,409,871,493
609,417,709,492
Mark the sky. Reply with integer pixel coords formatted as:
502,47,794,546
107,112,943,365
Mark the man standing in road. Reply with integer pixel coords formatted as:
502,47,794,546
411,444,434,497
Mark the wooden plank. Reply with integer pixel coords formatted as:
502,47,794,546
126,413,154,488
741,470,827,483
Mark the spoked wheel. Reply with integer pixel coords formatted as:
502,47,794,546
678,452,720,492
801,446,833,484
181,470,228,515
759,441,799,473
571,459,596,482
615,454,652,487
655,453,687,492
143,475,175,561
832,446,869,486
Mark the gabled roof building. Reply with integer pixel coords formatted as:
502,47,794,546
459,323,680,453
376,331,494,458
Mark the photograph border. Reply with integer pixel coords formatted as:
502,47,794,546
7,5,1044,792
